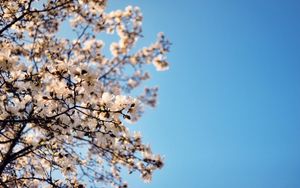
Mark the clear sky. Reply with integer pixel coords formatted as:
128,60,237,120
107,1,300,188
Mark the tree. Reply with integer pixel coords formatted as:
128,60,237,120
0,0,170,187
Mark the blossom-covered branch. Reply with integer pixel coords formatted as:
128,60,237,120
0,0,170,187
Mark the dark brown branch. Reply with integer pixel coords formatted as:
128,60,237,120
0,123,26,175
0,13,27,36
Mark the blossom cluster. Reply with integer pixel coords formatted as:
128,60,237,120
0,0,170,187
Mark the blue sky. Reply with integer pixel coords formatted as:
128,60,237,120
106,1,300,188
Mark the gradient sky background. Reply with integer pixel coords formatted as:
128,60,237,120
106,1,300,188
